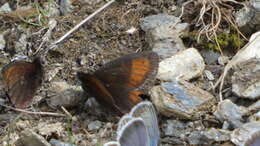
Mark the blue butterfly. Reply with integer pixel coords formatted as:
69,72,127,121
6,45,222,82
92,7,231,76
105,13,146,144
245,131,260,146
104,101,160,146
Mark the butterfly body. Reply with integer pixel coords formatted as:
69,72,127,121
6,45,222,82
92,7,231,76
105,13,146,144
78,51,159,115
1,57,43,108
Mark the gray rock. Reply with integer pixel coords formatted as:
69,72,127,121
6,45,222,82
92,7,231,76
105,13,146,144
157,48,205,82
0,34,5,50
204,128,231,142
41,19,57,44
248,99,260,112
82,0,103,5
140,14,188,58
0,97,5,104
15,130,51,146
163,120,188,137
232,58,260,99
214,99,244,128
49,89,84,108
252,0,260,10
0,53,10,73
59,0,73,15
0,113,17,123
85,98,104,116
152,39,186,59
250,31,260,41
49,139,75,146
187,128,231,145
200,49,220,65
150,80,215,119
140,14,188,35
235,6,255,27
48,81,85,108
235,0,260,31
248,111,260,122
0,3,12,12
218,56,229,65
231,121,260,146
0,97,5,111
220,32,260,98
222,121,230,130
15,33,28,54
88,120,102,131
187,131,207,145
251,0,260,25
204,70,215,81
37,122,64,136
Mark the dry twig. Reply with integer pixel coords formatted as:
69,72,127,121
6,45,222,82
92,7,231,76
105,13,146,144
180,0,244,43
43,0,116,55
0,103,65,117
212,33,260,101
61,106,73,119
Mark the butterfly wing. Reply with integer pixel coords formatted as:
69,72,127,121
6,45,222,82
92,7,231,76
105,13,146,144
118,118,149,146
117,114,132,133
77,72,122,115
130,101,160,146
94,51,159,113
103,141,119,146
1,57,43,108
245,131,260,146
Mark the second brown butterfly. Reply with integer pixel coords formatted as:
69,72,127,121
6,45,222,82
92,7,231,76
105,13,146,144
77,51,159,115
1,57,43,108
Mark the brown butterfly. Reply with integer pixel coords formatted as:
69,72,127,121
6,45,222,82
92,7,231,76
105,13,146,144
1,57,43,108
77,51,159,115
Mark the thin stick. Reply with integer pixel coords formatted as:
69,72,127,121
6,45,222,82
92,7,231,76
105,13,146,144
61,106,73,119
212,33,259,99
39,0,116,55
51,0,115,47
0,103,65,117
178,0,194,19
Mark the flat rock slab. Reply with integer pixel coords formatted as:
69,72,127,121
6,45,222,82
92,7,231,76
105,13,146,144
232,58,260,99
248,99,260,112
15,130,51,146
150,80,215,119
214,99,245,128
231,121,260,146
140,14,188,58
48,81,85,108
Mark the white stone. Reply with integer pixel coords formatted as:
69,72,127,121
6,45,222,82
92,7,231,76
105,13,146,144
157,48,205,81
0,3,12,12
0,34,5,50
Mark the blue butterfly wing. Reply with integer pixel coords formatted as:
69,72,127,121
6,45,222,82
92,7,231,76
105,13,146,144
118,118,149,146
130,101,160,146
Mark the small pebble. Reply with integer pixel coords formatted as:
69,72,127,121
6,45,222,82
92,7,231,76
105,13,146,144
204,70,215,81
0,3,12,12
49,139,75,146
218,56,229,65
88,120,102,131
